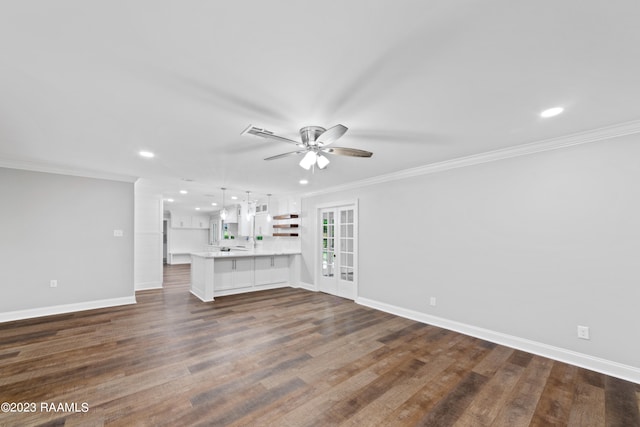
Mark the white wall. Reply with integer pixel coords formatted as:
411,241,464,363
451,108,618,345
0,167,135,320
134,180,163,290
301,134,640,381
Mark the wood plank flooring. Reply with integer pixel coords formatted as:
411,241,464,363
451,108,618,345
1,264,638,426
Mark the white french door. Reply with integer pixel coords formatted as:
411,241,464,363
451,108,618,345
318,204,357,300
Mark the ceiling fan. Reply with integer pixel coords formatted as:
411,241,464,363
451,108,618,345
241,124,373,170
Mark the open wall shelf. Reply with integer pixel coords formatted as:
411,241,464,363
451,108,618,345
273,214,299,220
272,213,299,237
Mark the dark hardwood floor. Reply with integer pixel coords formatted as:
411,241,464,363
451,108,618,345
1,265,638,426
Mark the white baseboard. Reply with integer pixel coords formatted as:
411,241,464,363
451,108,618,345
0,296,137,323
293,282,317,292
190,283,291,302
356,297,640,385
190,288,212,302
135,281,163,291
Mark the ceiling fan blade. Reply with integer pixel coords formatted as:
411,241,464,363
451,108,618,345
323,147,373,158
242,125,302,146
264,150,307,161
316,124,348,146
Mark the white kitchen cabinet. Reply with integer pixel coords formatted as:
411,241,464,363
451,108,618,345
172,215,192,228
222,205,239,223
272,255,289,283
254,256,272,286
254,255,289,285
192,216,209,229
213,258,233,289
171,214,210,229
191,253,298,301
254,213,272,237
213,257,254,291
234,257,254,287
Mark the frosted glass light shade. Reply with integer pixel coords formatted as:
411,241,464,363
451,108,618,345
299,151,317,170
316,154,330,169
220,208,228,220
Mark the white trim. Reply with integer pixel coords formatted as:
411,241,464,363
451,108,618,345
190,288,212,302
357,296,640,385
192,283,300,302
292,281,317,292
314,199,359,209
303,119,640,197
0,296,137,323
214,283,288,298
0,160,137,183
135,281,163,291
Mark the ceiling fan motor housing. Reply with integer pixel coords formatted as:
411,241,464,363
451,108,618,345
300,126,326,146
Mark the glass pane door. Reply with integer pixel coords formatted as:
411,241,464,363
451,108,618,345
322,211,335,278
339,208,354,282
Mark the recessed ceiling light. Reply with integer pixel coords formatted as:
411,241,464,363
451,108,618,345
231,196,238,200
179,190,188,194
139,150,155,158
540,107,564,118
211,202,218,206
299,179,309,185
195,207,201,211
166,198,174,203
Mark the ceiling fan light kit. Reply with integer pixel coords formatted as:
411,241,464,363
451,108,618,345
242,123,373,170
316,154,330,169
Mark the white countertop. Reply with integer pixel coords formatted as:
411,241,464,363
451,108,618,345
191,250,301,258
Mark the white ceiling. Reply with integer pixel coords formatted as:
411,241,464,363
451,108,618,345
2,1,640,212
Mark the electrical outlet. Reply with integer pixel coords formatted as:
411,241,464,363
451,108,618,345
50,280,58,288
430,297,436,306
577,325,590,340
113,229,124,237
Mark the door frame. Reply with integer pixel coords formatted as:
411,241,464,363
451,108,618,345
314,199,359,300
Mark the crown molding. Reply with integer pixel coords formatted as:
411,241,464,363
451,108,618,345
0,159,138,183
302,118,640,198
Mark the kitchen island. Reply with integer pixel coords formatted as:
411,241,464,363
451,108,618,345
190,250,301,302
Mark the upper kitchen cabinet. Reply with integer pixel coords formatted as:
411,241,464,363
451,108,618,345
171,214,192,229
192,216,209,229
170,212,210,229
222,205,239,224
253,199,270,237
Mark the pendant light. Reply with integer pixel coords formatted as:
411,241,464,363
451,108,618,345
266,194,272,222
220,187,228,221
245,191,253,221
